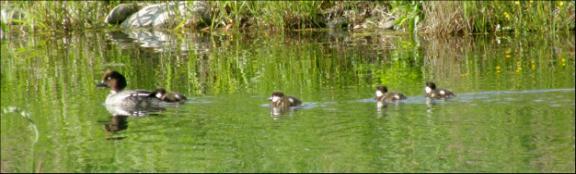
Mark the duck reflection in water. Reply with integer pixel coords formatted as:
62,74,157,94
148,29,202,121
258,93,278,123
103,104,165,140
268,92,302,117
105,116,128,133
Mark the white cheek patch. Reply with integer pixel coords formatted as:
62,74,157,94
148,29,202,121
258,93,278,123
376,90,384,97
439,90,445,95
425,87,432,94
271,96,281,102
156,93,163,98
288,98,294,103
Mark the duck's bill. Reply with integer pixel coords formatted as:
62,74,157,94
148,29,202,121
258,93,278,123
96,81,109,88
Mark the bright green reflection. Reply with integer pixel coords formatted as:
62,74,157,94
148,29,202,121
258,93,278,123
1,31,574,172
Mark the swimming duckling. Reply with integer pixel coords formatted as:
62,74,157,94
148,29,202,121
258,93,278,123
269,92,302,108
268,92,302,116
150,88,187,103
375,86,407,103
425,82,455,99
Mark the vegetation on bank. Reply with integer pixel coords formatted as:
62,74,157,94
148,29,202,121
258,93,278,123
1,1,574,36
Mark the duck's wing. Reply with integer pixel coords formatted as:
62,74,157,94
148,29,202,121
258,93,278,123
392,92,407,100
288,96,302,106
126,90,156,100
439,89,455,97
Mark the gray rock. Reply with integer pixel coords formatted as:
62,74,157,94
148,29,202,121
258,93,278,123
105,3,144,25
1,8,25,25
107,29,211,54
120,1,210,29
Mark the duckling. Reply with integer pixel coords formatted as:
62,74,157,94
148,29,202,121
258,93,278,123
375,86,407,102
425,82,455,99
268,91,302,116
269,92,302,108
150,88,187,103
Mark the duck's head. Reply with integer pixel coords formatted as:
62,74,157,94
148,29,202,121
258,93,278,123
375,86,388,98
425,82,437,94
97,70,127,93
269,92,285,103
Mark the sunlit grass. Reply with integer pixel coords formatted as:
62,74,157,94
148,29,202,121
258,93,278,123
1,1,573,36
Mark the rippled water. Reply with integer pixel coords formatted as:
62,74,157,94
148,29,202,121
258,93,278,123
1,30,574,172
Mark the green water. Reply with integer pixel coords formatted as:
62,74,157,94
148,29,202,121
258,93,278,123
1,30,574,172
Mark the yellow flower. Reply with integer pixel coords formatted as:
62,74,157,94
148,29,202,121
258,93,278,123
505,48,512,58
514,1,520,5
503,12,510,20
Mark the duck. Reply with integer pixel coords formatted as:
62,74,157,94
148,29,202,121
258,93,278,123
150,88,187,103
425,81,455,99
96,70,163,108
375,86,407,103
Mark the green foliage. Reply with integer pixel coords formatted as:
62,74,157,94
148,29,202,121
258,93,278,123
422,1,575,36
390,1,423,33
1,1,574,35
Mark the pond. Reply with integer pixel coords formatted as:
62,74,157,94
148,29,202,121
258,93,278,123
1,29,574,172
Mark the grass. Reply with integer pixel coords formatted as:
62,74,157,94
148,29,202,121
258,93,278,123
1,1,574,36
418,1,575,36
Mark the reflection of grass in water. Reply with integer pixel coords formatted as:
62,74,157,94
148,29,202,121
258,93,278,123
1,31,575,172
421,34,575,92
1,106,39,172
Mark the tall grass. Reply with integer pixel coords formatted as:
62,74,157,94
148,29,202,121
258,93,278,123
1,1,574,36
207,1,322,31
420,1,471,36
2,1,114,33
390,1,423,34
417,1,575,36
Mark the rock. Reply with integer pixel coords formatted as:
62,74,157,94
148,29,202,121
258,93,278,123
105,3,144,25
322,3,396,31
378,15,396,30
1,8,25,25
372,5,397,30
120,1,210,29
107,29,211,54
183,1,211,28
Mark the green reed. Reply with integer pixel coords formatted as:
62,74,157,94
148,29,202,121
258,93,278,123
1,1,574,37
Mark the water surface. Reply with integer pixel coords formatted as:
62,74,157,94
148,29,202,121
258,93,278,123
1,30,574,172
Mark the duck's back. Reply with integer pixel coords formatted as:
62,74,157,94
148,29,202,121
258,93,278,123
377,92,406,102
105,90,162,108
427,89,455,99
287,96,302,106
